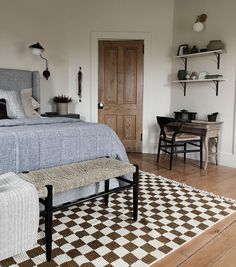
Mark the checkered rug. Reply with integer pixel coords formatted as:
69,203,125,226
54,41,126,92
1,171,236,267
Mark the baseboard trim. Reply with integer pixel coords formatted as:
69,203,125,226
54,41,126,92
143,149,236,169
219,152,236,168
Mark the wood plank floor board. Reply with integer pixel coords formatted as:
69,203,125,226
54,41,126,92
177,212,236,258
152,213,236,267
212,242,236,267
178,222,236,267
128,153,236,267
151,252,186,267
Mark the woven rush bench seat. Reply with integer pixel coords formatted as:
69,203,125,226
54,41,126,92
19,157,139,262
19,157,136,198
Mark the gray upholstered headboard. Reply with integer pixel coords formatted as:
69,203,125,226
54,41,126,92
0,68,40,102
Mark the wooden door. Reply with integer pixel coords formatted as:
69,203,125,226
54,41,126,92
98,40,143,152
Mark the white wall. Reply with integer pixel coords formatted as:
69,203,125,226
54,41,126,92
0,0,69,112
0,0,174,154
171,0,236,167
67,0,174,153
1,0,236,166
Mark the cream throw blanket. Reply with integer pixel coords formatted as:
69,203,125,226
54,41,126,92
0,172,39,261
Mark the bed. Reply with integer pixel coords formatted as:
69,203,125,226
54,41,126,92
0,68,128,205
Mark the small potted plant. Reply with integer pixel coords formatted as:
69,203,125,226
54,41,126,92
208,112,219,122
53,95,73,115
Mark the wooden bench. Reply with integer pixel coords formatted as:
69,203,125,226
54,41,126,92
19,158,139,262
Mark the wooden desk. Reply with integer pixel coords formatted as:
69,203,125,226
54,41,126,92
181,121,223,170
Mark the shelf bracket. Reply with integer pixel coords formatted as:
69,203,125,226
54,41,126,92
181,57,188,71
213,80,219,96
180,82,187,96
214,52,221,69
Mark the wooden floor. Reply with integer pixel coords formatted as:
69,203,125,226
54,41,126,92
128,153,236,267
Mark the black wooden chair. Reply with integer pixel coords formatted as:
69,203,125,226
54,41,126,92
156,116,203,170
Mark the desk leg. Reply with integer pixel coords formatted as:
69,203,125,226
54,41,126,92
204,134,209,170
215,137,219,165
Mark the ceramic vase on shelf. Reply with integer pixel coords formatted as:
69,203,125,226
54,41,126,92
178,70,187,80
191,45,199,54
207,40,224,51
56,103,68,115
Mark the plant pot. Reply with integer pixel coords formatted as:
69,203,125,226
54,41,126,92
208,113,218,122
56,103,68,115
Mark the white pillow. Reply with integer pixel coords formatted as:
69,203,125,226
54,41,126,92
20,88,41,118
0,89,25,118
20,88,40,110
32,110,41,117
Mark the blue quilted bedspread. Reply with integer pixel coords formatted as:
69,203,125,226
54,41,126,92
0,117,128,174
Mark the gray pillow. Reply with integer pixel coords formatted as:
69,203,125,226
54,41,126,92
0,89,25,118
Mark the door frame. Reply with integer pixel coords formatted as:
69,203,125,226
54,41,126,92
90,31,151,152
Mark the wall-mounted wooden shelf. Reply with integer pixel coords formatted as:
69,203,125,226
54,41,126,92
172,78,225,96
175,49,225,70
174,49,224,59
173,49,226,96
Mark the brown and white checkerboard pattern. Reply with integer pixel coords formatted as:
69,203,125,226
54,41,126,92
1,171,236,267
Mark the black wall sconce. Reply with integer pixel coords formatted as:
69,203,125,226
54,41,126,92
29,42,50,80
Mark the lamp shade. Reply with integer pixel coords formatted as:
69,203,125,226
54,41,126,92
31,48,42,56
193,22,204,32
29,42,44,55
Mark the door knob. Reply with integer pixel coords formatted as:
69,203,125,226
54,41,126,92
98,103,104,109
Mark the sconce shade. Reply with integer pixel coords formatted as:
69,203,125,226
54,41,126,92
193,14,207,33
29,42,44,55
193,21,204,32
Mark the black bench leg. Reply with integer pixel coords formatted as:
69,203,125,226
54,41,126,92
104,179,110,206
45,185,53,262
133,164,139,221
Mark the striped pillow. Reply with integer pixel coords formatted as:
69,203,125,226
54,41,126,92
0,89,25,119
0,99,8,119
